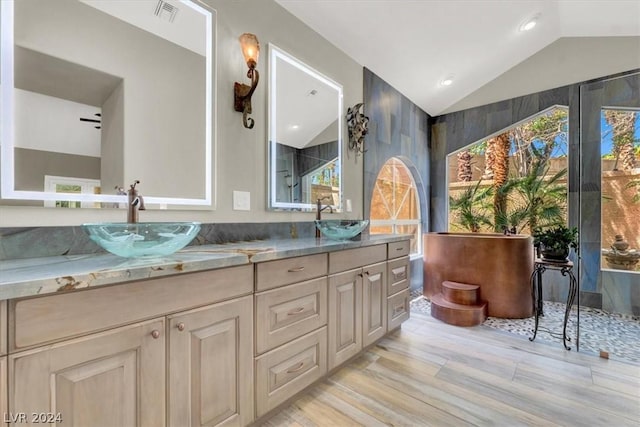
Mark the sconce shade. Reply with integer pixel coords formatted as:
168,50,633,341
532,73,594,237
234,33,260,129
239,33,260,68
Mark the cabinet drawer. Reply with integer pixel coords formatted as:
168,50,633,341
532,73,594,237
387,257,410,296
255,277,327,354
10,265,253,351
255,327,327,417
388,240,410,259
328,245,387,274
387,289,410,330
256,254,328,292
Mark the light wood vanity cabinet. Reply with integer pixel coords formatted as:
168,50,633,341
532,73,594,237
254,254,329,418
168,295,254,427
10,318,166,426
328,269,363,370
0,301,6,356
6,266,254,427
1,356,7,425
386,256,411,330
361,262,388,347
255,327,327,417
2,239,411,426
327,245,389,368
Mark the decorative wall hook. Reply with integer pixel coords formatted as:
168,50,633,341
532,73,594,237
346,103,369,155
234,33,260,129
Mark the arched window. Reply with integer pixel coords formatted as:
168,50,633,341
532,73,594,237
370,157,422,255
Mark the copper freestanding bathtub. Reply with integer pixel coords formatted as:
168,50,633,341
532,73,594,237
423,232,534,318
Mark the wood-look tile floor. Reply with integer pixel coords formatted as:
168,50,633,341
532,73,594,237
262,312,640,426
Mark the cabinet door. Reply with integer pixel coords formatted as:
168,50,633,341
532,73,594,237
328,269,362,370
168,296,253,427
362,262,387,347
1,356,6,425
9,318,165,427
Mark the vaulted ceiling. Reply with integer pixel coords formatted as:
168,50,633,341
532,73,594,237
276,0,640,116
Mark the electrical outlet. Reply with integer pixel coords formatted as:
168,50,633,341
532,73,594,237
233,191,250,211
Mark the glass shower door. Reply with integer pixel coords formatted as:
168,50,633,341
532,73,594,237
579,72,640,365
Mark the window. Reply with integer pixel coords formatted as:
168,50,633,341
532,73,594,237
600,108,639,272
44,176,101,208
447,106,569,235
370,157,421,256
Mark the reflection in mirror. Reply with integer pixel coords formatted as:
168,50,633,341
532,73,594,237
446,106,569,234
268,44,342,211
600,108,640,272
0,0,213,208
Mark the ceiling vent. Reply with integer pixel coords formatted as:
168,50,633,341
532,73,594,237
154,0,178,23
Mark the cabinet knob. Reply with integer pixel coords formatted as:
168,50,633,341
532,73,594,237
177,322,186,331
151,330,161,339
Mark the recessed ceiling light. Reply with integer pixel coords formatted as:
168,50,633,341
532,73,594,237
290,124,300,130
440,78,453,87
520,17,538,32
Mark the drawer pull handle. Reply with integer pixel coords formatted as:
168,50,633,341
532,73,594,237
396,247,403,251
286,361,305,373
151,330,161,339
394,304,405,314
288,307,306,316
288,266,305,272
177,322,186,331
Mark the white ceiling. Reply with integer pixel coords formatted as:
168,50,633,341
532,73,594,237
275,0,640,116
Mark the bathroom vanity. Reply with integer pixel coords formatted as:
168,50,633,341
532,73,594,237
0,235,411,426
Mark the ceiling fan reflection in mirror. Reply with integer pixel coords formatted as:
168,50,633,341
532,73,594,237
79,113,101,129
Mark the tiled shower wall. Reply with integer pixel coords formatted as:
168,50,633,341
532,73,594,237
363,68,430,295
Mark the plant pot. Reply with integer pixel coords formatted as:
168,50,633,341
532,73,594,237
540,245,569,262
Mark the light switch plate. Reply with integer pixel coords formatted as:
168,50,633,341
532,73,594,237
233,191,250,211
346,199,352,212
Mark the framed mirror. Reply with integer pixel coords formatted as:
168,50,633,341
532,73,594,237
268,44,343,211
0,0,214,208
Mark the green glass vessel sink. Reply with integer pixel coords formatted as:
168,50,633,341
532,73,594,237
83,222,201,258
315,220,369,241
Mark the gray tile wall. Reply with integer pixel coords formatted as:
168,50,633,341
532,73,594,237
430,70,640,312
363,68,430,295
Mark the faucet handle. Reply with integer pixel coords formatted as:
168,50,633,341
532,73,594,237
130,180,141,190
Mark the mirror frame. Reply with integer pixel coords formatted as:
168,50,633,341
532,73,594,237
0,0,215,207
268,44,343,211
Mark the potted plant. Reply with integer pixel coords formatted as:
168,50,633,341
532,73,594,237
533,225,578,262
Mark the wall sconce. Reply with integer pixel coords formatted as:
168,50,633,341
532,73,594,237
234,33,260,129
346,103,369,155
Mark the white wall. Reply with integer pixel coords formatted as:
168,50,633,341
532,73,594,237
0,0,364,226
15,89,101,157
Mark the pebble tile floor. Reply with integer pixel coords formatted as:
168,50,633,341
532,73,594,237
410,295,640,366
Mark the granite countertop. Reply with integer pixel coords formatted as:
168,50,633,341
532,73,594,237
0,234,410,300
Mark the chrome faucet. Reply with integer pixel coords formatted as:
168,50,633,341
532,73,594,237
315,196,334,238
127,180,146,223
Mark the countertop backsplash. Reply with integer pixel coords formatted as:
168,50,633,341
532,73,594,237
0,222,324,261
